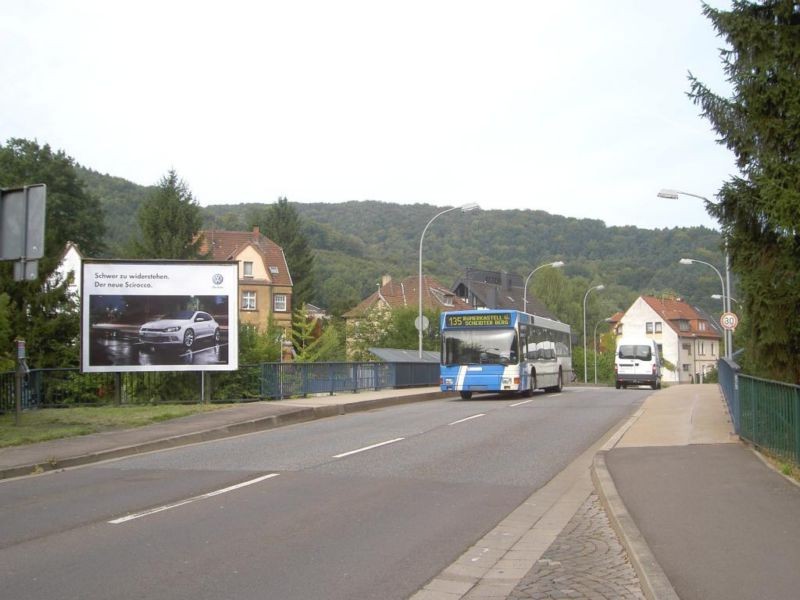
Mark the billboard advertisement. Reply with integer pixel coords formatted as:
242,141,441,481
81,260,238,372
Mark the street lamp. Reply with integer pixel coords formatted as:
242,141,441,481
658,188,734,358
594,317,614,384
523,261,564,313
582,284,604,383
679,257,729,359
418,203,479,358
712,293,741,307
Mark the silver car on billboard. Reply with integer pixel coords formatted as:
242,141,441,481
139,310,220,350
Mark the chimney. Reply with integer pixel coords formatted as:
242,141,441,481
252,226,260,235
381,274,392,287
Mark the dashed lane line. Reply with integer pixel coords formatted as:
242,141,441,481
108,473,280,524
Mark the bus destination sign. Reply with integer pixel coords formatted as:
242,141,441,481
445,312,512,328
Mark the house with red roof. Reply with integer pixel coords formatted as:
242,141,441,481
343,275,471,360
198,227,293,334
616,295,723,383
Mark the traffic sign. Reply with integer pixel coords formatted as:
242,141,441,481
1,184,46,260
414,315,429,332
720,312,739,331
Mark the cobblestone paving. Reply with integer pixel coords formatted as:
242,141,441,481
508,493,645,600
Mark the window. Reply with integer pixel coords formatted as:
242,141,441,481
698,321,707,331
682,364,690,372
646,322,653,334
682,343,692,355
273,294,287,312
698,342,705,355
269,266,279,275
711,343,715,356
678,320,690,331
243,261,254,278
242,291,256,310
654,322,662,333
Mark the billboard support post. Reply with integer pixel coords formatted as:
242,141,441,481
114,372,122,406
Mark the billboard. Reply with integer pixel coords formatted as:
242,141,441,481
81,260,239,372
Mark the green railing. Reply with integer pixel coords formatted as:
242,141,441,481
738,374,800,465
0,362,440,412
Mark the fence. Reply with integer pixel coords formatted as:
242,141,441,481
0,361,440,412
718,358,800,465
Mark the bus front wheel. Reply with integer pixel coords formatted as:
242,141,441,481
459,391,473,400
521,373,536,397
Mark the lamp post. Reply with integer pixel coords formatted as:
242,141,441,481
679,257,729,359
658,188,734,358
593,317,613,384
523,261,564,313
418,203,479,358
582,284,604,383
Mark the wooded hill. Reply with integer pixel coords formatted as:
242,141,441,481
77,167,727,323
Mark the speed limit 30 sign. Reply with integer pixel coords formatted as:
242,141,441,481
720,312,739,331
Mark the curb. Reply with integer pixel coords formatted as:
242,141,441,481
1,391,449,480
592,451,679,600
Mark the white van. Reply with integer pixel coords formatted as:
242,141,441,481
614,338,661,390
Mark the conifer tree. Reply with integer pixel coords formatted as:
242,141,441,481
689,0,800,381
250,197,315,307
133,170,204,259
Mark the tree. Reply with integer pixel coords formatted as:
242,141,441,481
0,138,106,368
346,305,393,361
289,305,346,362
250,197,315,307
380,306,440,351
689,0,800,382
133,170,204,259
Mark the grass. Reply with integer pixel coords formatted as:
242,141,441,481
0,404,226,448
759,449,800,485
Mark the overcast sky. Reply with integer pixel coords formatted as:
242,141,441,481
1,0,736,230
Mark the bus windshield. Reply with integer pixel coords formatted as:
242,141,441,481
443,329,518,365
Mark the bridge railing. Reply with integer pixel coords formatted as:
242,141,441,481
718,358,800,465
0,361,441,412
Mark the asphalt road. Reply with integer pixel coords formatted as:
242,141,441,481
0,387,647,600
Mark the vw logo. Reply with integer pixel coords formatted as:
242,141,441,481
212,273,224,285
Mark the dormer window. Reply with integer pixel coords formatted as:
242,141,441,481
269,266,279,275
243,261,254,278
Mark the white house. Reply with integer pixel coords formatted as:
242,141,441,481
52,241,83,300
615,295,723,384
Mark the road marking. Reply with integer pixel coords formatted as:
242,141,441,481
108,473,279,524
509,399,534,407
333,438,405,458
449,413,486,426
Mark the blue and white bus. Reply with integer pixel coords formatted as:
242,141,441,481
440,310,572,399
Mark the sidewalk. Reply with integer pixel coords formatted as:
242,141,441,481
0,387,447,480
600,384,800,600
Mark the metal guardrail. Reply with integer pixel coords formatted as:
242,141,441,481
0,362,441,412
718,358,740,433
718,358,800,464
738,375,800,464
